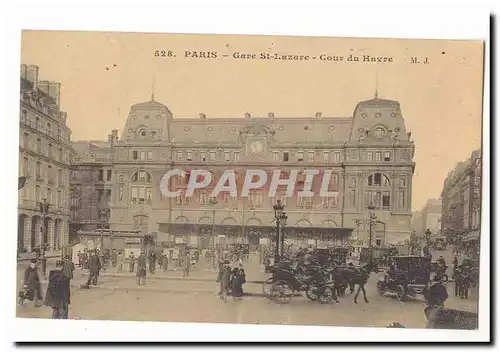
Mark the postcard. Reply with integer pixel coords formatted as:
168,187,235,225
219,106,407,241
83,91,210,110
16,29,485,339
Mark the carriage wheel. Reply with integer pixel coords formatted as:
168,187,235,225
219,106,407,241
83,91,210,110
262,278,274,298
396,285,406,301
306,285,319,301
318,287,334,304
377,282,385,296
270,280,293,304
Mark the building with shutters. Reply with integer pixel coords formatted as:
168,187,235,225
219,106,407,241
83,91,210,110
440,149,482,258
17,65,72,252
77,92,416,250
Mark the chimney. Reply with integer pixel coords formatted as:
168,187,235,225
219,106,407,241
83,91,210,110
315,112,322,119
198,113,206,119
112,129,119,141
26,65,39,88
59,111,67,125
244,112,251,119
108,134,113,142
268,112,275,118
38,80,50,95
48,81,61,106
20,64,28,80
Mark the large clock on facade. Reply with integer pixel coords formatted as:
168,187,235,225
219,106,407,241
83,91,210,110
250,141,264,154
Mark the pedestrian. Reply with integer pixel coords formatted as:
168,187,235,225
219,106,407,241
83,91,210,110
77,251,82,268
111,249,117,267
353,265,370,304
452,256,459,281
148,250,156,274
172,248,179,267
217,261,232,302
424,275,449,328
137,250,147,285
230,267,246,300
116,251,124,273
183,251,191,277
162,252,169,272
23,259,43,307
62,254,75,282
129,252,136,273
84,250,102,287
44,260,71,319
82,250,89,270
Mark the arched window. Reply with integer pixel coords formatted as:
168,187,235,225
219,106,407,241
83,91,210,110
365,173,391,210
373,126,386,138
130,171,152,205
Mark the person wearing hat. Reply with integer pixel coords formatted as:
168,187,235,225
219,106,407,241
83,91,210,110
136,250,147,285
216,261,232,302
23,259,42,307
425,274,449,308
44,260,71,319
62,254,75,282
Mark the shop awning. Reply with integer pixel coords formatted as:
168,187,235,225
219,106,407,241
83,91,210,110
464,230,480,242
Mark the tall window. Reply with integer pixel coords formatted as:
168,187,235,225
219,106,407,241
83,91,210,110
249,191,263,207
107,170,112,181
23,133,29,149
234,152,240,162
58,169,63,185
308,151,315,162
210,151,216,161
36,138,41,153
47,188,52,204
23,157,29,176
323,152,329,163
375,152,382,161
273,152,279,161
297,151,304,162
35,185,40,201
35,162,41,179
176,151,183,160
384,151,391,161
224,152,230,162
201,152,207,162
365,173,391,210
187,151,193,161
130,170,152,204
367,152,373,162
47,165,53,182
57,191,62,208
283,152,289,162
48,143,52,158
349,189,356,207
333,152,340,163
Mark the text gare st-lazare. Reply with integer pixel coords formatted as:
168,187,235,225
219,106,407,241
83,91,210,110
154,50,394,63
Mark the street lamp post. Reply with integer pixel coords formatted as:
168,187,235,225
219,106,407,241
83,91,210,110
38,198,50,277
99,208,110,252
367,203,376,263
209,198,218,248
280,213,288,258
273,200,284,262
424,228,432,258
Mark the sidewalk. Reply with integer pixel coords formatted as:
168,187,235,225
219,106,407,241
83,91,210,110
18,251,61,261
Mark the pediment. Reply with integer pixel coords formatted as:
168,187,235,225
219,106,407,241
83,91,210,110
239,121,275,137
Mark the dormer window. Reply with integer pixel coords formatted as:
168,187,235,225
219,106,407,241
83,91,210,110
144,115,149,119
390,112,397,117
361,113,367,118
375,113,382,117
140,129,147,137
374,127,385,138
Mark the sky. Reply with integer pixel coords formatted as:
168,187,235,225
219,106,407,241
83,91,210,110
20,31,484,211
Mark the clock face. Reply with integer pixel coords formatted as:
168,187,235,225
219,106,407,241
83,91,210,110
250,141,263,154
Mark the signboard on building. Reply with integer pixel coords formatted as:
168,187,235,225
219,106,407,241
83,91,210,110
259,238,270,245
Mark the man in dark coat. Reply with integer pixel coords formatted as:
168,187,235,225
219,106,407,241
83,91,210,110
137,250,147,285
62,255,75,282
44,260,71,319
23,259,42,307
424,275,449,328
111,249,118,267
148,250,156,274
217,261,232,302
85,251,102,286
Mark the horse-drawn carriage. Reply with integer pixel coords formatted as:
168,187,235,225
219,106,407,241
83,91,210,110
263,259,335,304
377,255,431,301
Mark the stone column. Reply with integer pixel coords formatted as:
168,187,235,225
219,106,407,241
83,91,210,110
62,219,69,247
48,219,55,250
34,217,42,248
23,215,31,252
